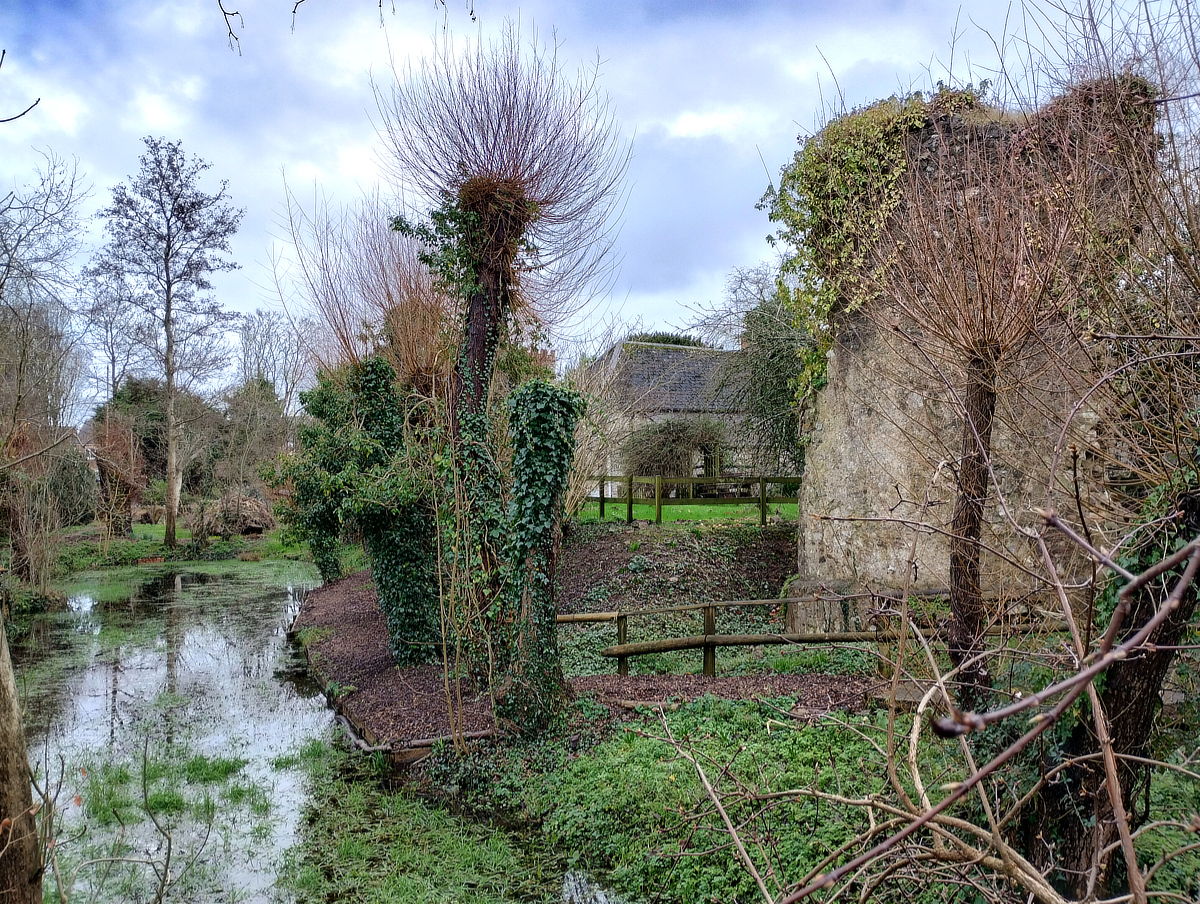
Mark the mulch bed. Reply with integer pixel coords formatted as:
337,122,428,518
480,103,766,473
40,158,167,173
290,570,495,745
293,557,872,751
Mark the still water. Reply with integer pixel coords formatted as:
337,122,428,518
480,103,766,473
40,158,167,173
15,561,328,903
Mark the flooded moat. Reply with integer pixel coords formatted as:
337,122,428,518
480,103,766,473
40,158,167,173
15,561,328,902
13,560,623,904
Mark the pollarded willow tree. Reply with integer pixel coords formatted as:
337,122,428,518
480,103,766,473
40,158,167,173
361,25,629,730
378,24,629,433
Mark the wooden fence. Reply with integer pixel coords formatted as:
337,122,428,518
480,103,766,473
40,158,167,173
582,474,802,525
556,599,1067,677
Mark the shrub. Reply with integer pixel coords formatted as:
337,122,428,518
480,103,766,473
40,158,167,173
620,416,727,494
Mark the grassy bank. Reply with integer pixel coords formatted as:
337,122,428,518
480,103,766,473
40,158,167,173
278,738,567,904
282,695,972,904
282,690,1198,904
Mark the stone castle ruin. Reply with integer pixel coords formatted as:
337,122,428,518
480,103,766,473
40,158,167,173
788,82,1155,633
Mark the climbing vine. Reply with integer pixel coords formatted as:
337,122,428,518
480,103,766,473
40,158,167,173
282,185,585,733
761,84,987,407
393,199,484,300
495,380,586,730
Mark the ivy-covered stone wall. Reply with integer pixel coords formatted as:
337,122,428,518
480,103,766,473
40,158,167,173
788,93,1137,621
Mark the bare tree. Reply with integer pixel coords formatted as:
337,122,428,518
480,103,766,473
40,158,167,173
81,271,148,404
690,263,811,475
0,152,85,903
90,410,143,539
377,22,629,431
278,184,456,396
866,118,1085,703
92,137,243,548
236,308,310,416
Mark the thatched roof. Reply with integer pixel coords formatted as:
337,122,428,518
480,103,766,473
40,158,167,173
592,340,738,414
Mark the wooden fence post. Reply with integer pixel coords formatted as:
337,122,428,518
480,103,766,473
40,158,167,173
599,476,606,519
617,613,628,676
759,476,767,526
655,475,663,524
626,475,633,524
702,605,716,676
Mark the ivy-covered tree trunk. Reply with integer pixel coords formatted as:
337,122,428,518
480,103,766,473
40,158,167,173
948,356,997,709
495,381,585,733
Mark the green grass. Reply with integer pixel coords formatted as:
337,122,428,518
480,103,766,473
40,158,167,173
413,695,929,904
82,764,140,826
574,501,798,523
50,522,315,580
71,745,271,830
185,754,247,784
278,737,564,904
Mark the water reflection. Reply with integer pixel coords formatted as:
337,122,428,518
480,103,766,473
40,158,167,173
562,870,626,903
17,563,327,903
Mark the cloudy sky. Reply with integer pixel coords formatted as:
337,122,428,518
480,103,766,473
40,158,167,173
1,0,1030,346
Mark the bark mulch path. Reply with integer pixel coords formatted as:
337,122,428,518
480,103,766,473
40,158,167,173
293,559,872,751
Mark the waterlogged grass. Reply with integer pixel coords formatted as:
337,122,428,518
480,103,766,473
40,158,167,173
279,737,563,904
74,750,259,829
185,754,247,784
50,746,274,903
21,556,330,903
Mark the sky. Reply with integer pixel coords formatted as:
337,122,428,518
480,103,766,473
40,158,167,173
0,0,1037,350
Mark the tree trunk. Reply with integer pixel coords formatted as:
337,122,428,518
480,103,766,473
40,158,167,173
443,262,513,685
0,615,40,903
163,290,178,549
1048,560,1198,898
450,267,506,434
948,356,997,708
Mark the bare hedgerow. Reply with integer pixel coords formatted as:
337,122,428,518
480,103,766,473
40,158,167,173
279,185,458,398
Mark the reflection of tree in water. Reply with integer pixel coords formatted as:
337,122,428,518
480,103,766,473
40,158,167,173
16,565,328,900
21,570,320,748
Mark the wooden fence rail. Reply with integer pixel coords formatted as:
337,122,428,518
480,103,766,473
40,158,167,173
556,598,1067,677
581,474,802,525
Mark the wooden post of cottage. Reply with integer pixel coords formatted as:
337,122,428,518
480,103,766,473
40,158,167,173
626,475,634,524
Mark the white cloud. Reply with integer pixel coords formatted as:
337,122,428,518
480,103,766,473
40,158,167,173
126,89,188,132
664,108,773,142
